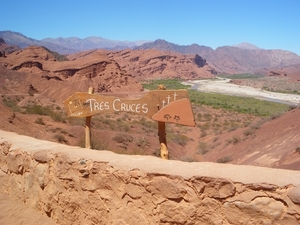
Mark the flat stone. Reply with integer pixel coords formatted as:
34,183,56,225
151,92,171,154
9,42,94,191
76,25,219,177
288,185,300,204
33,151,53,163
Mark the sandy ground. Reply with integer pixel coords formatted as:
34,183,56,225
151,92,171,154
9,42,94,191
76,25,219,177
183,78,300,105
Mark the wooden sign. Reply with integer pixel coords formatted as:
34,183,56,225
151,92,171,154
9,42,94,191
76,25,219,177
64,90,196,126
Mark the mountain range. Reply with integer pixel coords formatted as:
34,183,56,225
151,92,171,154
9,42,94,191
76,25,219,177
1,30,300,74
0,31,148,54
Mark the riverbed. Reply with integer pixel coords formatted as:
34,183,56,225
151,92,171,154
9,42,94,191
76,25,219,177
182,78,300,105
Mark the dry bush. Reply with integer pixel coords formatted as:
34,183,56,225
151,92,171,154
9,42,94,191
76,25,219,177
197,142,209,155
112,133,133,144
35,117,45,125
53,134,68,144
217,155,232,163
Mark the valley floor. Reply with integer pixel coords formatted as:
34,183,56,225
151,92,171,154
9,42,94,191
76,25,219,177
183,77,300,105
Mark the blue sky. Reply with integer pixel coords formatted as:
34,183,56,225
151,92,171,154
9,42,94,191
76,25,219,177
2,0,300,55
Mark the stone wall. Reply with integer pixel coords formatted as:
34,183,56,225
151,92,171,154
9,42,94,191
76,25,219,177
0,130,300,225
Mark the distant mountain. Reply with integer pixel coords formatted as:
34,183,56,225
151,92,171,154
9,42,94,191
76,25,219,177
0,31,149,55
1,30,300,74
232,42,262,50
136,39,214,55
41,36,149,52
0,31,76,54
137,39,300,74
0,30,41,48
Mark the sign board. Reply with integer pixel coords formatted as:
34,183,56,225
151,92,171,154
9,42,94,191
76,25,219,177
64,90,195,126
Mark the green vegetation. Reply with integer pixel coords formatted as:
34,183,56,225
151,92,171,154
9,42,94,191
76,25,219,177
188,90,289,116
142,79,190,90
142,79,290,117
2,97,21,112
2,96,66,122
167,132,189,146
41,46,69,61
262,87,300,95
25,105,66,122
218,73,265,79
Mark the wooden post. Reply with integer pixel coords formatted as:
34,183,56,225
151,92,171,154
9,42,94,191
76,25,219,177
157,84,168,159
85,87,94,148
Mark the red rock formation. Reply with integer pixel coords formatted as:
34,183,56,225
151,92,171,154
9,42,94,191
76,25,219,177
105,49,216,80
0,46,143,101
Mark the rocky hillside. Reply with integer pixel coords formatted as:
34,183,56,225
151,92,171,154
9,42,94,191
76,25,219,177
200,107,300,170
137,39,300,74
72,49,216,80
0,46,142,101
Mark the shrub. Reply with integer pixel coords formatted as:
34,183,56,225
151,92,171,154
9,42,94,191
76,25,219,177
112,133,133,144
92,138,109,150
243,128,255,136
197,142,209,155
296,147,300,154
173,134,189,146
2,97,20,112
200,131,207,138
121,113,129,121
135,137,150,148
227,136,240,145
53,134,68,143
217,156,232,163
35,117,45,125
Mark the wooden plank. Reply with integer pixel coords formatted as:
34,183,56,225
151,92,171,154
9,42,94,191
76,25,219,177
63,90,195,126
152,98,196,127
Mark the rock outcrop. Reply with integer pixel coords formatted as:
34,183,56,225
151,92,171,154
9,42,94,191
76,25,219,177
0,130,300,225
105,49,216,80
0,37,21,55
0,46,143,101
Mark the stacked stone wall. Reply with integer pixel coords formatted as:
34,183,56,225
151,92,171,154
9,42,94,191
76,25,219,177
0,131,300,224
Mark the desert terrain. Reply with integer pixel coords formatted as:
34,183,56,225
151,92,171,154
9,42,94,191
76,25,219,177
0,41,299,170
1,36,300,224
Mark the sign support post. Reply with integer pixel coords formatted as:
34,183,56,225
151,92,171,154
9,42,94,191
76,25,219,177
157,84,168,159
85,87,94,149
